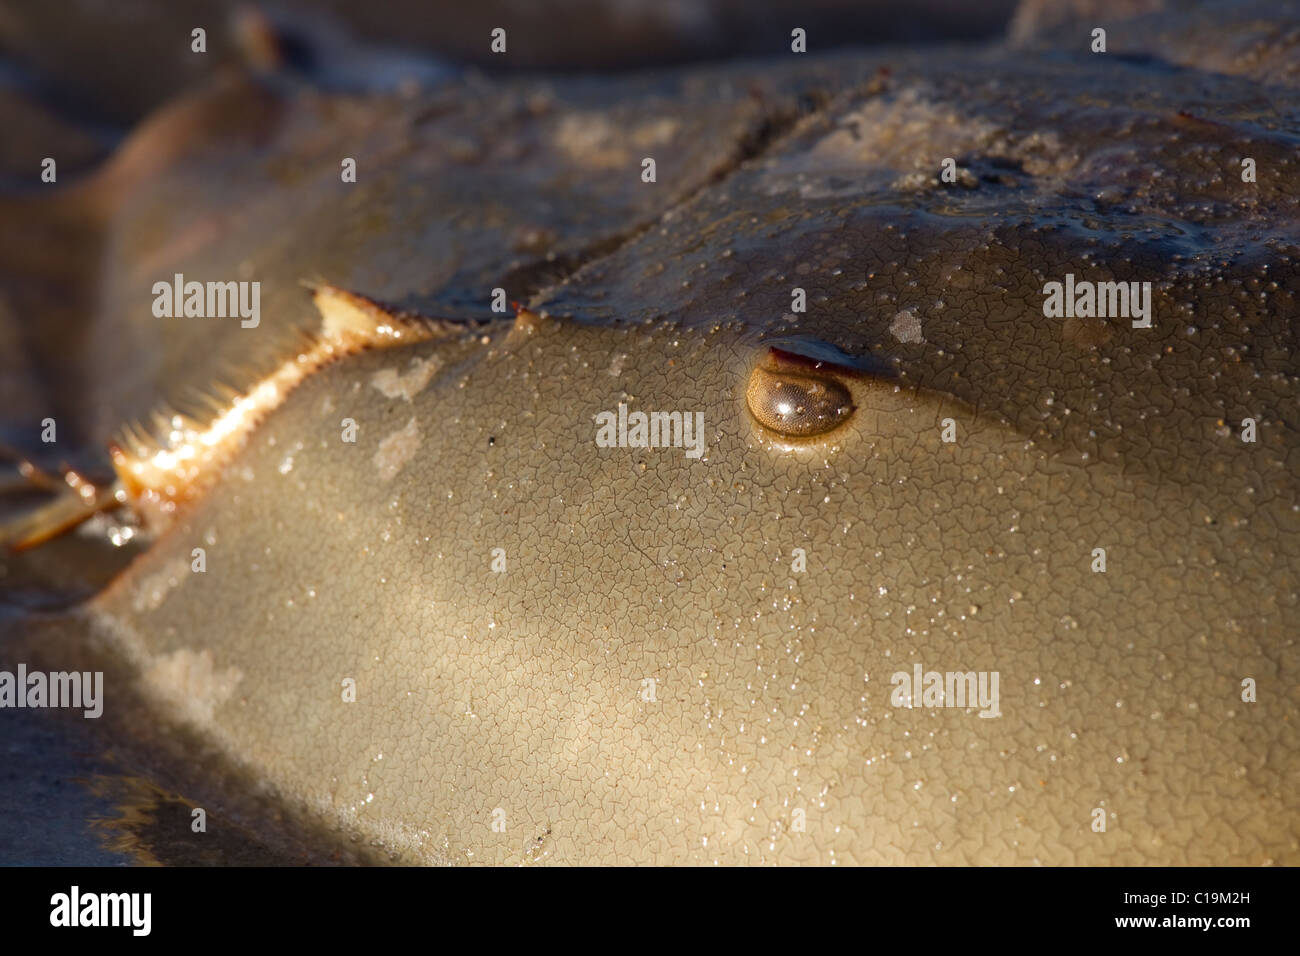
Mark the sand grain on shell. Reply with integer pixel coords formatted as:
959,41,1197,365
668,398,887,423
129,555,193,614
371,355,443,401
889,308,926,343
373,417,421,481
142,648,243,726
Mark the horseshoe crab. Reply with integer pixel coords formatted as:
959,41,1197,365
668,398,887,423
1,0,1296,865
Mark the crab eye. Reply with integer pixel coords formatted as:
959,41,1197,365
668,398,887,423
745,363,854,437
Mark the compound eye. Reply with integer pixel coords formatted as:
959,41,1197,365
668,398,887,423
745,363,854,438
